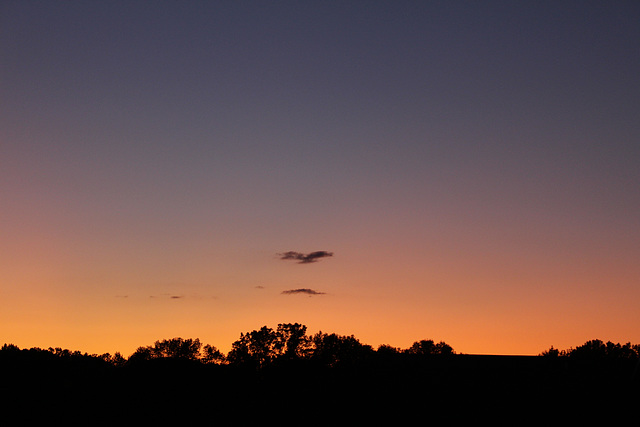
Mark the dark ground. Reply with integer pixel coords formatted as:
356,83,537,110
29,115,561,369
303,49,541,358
2,353,638,424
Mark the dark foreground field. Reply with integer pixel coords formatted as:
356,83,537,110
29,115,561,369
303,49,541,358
2,352,638,424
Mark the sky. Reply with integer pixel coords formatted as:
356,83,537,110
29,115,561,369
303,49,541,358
1,1,639,357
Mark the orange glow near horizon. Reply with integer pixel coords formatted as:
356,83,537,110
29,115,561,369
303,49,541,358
3,214,639,358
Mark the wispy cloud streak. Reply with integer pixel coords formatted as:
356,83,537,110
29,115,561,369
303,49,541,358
281,288,326,295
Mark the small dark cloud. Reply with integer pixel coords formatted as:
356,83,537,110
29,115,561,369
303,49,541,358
278,251,334,264
281,288,326,295
149,294,185,299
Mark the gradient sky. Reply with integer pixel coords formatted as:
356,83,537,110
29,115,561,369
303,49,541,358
2,1,639,356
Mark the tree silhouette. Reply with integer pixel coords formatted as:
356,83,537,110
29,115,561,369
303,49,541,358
539,346,564,357
405,339,454,356
539,340,640,361
128,345,153,362
376,344,401,356
227,326,280,368
151,338,202,360
570,339,608,359
201,344,225,364
127,337,224,365
567,339,640,360
276,323,311,361
227,323,314,368
310,332,374,367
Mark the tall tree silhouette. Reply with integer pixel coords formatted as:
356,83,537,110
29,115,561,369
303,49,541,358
276,323,311,361
227,326,280,368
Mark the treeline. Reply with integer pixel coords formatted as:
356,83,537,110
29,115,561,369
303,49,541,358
2,323,639,369
0,323,455,369
2,324,639,423
539,339,640,360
